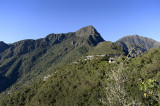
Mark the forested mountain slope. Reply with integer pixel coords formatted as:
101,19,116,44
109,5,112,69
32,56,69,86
0,25,124,96
1,26,160,106
1,46,160,105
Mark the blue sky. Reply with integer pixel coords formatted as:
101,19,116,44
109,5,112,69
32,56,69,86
0,0,160,43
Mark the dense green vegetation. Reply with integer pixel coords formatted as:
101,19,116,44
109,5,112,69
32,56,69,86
0,26,124,98
1,47,160,105
0,57,111,105
126,47,160,105
89,41,125,55
1,26,160,105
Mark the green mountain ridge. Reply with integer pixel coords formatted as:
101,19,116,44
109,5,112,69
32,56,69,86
0,25,124,97
0,26,160,105
1,46,160,105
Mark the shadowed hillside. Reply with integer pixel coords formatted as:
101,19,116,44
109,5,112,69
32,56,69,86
0,41,10,54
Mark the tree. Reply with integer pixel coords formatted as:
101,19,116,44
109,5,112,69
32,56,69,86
103,57,141,106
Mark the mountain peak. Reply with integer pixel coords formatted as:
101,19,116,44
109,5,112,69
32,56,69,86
0,41,10,53
116,35,160,56
75,25,104,45
75,25,98,37
0,41,5,44
85,25,95,30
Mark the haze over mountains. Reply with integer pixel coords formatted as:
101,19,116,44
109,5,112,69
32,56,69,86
0,25,160,105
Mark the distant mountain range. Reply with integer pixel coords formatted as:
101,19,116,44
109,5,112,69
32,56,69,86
0,25,160,100
116,35,160,56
